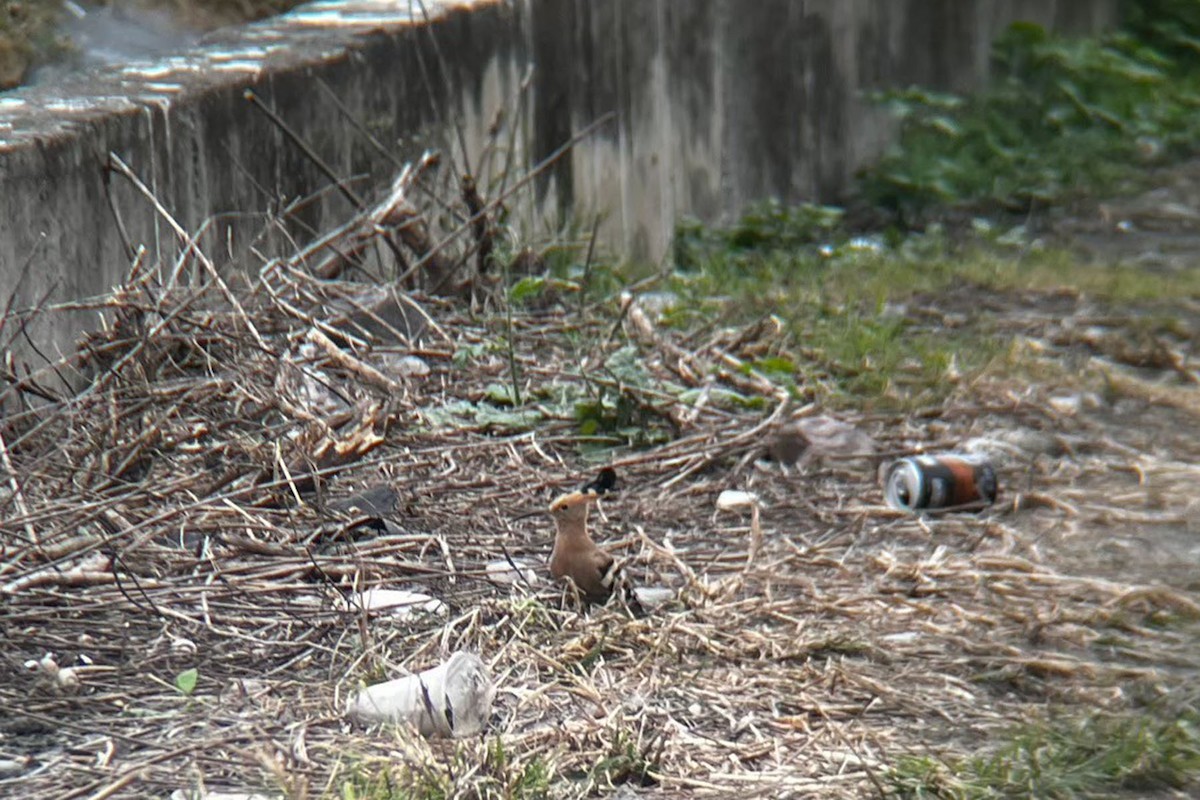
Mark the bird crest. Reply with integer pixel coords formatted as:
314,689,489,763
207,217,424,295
549,468,617,512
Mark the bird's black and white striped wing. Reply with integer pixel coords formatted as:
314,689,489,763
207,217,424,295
596,551,645,617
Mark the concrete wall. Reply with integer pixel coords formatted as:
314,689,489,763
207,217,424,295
0,0,1117,364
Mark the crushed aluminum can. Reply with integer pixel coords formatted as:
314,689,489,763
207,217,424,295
883,454,997,512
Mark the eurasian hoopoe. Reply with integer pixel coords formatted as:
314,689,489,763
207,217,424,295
547,471,643,614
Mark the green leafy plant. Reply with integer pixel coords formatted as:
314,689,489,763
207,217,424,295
574,346,677,445
861,7,1200,214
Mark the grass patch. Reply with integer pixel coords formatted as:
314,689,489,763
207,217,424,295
337,739,552,800
668,202,997,410
586,724,661,791
860,0,1200,215
888,705,1200,799
650,200,1200,411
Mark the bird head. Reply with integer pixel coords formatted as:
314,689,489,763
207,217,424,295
548,490,599,528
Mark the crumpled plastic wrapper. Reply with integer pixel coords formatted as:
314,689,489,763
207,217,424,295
346,651,495,737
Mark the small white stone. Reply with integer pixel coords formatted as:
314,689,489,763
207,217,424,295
716,490,759,510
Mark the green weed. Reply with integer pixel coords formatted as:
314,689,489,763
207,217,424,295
888,706,1200,799
659,199,1200,410
861,4,1200,214
587,725,659,791
336,740,551,800
667,202,1000,410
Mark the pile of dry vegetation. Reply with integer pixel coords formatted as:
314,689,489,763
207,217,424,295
2,120,1200,800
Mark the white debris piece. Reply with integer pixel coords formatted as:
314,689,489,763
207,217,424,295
347,651,496,737
716,490,764,566
716,490,759,511
798,414,877,455
276,340,344,416
24,652,80,691
341,588,447,619
484,558,538,586
962,428,1063,464
632,586,675,610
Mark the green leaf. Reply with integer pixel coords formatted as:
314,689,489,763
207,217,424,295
753,356,797,376
175,668,198,696
509,276,546,303
420,400,542,433
484,383,517,406
472,405,543,431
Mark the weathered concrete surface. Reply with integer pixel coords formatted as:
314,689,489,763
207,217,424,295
0,0,1117,365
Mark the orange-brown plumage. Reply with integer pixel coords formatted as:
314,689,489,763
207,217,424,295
548,491,618,604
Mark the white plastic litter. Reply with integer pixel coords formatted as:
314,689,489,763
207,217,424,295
341,588,447,619
484,558,538,586
632,586,675,610
377,353,431,378
346,651,495,737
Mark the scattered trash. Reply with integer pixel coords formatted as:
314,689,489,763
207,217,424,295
1047,392,1095,416
767,414,877,466
883,454,997,512
635,291,681,320
276,339,344,416
340,588,446,620
632,586,675,610
484,558,538,586
346,651,495,737
962,428,1064,462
